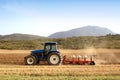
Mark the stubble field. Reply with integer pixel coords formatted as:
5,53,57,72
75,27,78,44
0,49,120,80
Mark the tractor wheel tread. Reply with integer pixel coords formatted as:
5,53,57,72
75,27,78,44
47,53,62,65
24,55,37,65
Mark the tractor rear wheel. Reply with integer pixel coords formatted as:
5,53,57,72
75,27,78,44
47,53,62,65
24,55,37,65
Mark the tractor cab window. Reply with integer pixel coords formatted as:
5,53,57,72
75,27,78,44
45,45,51,51
51,44,57,51
44,44,57,52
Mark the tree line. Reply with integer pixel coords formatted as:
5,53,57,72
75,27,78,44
0,34,120,50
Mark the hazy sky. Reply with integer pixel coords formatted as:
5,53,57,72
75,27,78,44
0,0,120,36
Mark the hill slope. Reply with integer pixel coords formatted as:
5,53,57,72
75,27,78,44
48,26,114,38
0,35,2,38
0,33,44,40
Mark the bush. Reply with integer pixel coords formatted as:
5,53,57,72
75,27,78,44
0,34,120,50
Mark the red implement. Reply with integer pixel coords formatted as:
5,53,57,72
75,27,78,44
62,55,95,65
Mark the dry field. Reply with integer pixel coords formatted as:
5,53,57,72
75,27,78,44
0,49,120,80
0,49,120,65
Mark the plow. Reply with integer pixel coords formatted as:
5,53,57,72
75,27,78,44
24,42,95,65
63,55,95,65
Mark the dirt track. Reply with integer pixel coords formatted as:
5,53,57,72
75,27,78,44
0,49,120,65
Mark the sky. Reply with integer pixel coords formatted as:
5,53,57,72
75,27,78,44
0,0,120,37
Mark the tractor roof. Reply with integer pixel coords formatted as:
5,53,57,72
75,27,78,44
45,42,57,45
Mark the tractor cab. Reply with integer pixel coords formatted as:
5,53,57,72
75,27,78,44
44,42,58,54
30,42,59,56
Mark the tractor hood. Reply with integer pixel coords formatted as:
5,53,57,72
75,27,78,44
31,50,44,54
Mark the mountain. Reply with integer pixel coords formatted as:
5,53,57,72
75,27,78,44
48,26,114,38
0,33,45,40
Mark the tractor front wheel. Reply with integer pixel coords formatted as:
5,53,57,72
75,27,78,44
47,53,61,65
24,55,37,65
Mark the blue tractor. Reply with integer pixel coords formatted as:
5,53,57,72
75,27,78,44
24,42,62,65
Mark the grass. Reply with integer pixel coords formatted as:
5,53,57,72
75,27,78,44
0,64,120,80
0,65,120,76
0,75,120,80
